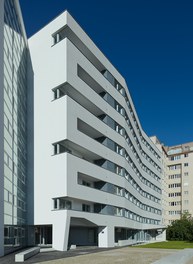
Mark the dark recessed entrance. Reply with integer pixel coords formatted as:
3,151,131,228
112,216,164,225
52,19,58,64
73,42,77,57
35,225,52,246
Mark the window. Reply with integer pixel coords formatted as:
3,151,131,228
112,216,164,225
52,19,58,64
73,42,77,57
116,165,123,176
184,191,189,195
168,192,181,197
53,87,65,100
184,163,188,167
82,180,91,187
169,210,181,215
116,186,122,196
54,199,58,209
169,164,181,170
184,172,189,176
116,144,123,155
184,153,188,158
52,32,62,45
82,204,91,212
53,142,71,155
169,201,181,206
53,198,71,210
184,200,189,205
60,199,71,210
170,155,181,160
4,227,9,237
168,183,181,188
168,174,181,179
116,207,122,216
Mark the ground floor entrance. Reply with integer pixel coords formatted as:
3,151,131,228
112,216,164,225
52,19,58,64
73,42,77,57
34,220,165,250
68,226,98,247
35,225,52,246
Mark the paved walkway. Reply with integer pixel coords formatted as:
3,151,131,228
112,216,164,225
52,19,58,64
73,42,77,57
152,248,193,264
1,246,193,264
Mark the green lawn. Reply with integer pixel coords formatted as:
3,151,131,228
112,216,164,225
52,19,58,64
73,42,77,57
136,241,193,249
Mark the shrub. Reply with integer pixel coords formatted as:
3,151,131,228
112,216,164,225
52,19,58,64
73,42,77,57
166,212,193,241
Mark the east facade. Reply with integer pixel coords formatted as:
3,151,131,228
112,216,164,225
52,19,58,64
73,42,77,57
29,11,165,251
0,0,168,256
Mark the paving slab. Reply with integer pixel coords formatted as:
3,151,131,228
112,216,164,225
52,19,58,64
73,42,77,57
152,248,193,264
34,247,178,264
0,247,182,264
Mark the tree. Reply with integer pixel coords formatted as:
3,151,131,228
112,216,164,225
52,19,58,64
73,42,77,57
166,212,193,241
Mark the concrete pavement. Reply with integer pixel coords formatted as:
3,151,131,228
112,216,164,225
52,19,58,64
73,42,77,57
1,246,193,264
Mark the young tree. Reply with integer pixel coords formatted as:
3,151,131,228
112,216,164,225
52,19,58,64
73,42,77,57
166,212,193,241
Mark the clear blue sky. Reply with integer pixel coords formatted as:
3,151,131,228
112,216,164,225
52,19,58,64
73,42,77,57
20,0,193,147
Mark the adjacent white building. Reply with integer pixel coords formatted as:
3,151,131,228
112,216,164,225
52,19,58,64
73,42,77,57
29,11,165,251
0,0,33,256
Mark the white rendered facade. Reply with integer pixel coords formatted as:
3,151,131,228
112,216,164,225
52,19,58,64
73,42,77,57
0,0,33,256
29,11,165,250
150,136,168,226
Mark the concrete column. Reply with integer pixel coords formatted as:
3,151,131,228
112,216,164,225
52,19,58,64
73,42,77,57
52,211,70,251
98,225,114,248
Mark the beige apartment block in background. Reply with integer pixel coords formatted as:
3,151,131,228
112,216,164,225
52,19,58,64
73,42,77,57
151,136,193,226
164,142,193,224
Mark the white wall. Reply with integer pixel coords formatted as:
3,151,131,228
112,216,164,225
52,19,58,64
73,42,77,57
29,10,164,251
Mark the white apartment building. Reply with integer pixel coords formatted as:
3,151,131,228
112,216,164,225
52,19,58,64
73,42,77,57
150,136,169,227
29,11,165,251
0,0,33,256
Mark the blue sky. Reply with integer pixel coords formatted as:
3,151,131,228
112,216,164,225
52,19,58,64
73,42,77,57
20,0,193,146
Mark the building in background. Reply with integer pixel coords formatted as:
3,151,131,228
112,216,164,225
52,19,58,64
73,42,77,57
151,137,193,226
0,0,33,256
29,11,165,251
163,142,193,225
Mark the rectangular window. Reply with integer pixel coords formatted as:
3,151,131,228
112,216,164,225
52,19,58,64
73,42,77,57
53,86,65,100
116,186,122,196
184,163,188,167
168,183,181,188
169,211,181,215
169,164,181,170
169,201,181,206
53,198,71,210
170,155,181,160
116,207,122,216
116,165,123,176
168,192,181,197
4,227,9,237
54,199,58,209
59,199,71,210
82,180,91,187
168,174,181,179
184,153,188,158
82,204,91,212
52,32,62,45
53,142,71,155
